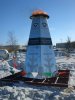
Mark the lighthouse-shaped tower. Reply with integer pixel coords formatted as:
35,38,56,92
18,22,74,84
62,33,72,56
25,10,58,79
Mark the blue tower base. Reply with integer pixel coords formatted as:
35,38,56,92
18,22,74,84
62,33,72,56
0,70,70,87
22,70,70,87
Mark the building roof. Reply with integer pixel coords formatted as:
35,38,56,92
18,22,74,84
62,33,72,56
30,10,49,19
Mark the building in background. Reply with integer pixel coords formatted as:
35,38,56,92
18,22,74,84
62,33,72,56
0,45,27,52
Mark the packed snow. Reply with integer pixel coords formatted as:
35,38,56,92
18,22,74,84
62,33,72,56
0,84,75,100
0,60,20,79
0,52,75,100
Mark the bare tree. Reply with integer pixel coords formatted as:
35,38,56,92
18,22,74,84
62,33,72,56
7,32,18,56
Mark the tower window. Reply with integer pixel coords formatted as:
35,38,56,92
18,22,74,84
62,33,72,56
42,23,47,27
34,23,38,27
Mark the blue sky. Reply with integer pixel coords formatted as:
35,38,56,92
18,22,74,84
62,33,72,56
0,0,75,45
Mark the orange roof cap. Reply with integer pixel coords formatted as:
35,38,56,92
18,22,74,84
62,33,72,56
30,10,49,19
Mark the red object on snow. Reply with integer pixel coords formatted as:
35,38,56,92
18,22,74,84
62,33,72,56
58,72,67,76
13,63,17,68
21,71,26,76
13,56,16,59
13,56,17,68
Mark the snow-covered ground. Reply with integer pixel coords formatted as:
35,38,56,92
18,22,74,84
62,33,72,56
0,83,75,100
0,53,75,100
56,56,75,70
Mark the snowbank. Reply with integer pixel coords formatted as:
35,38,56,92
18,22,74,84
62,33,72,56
0,85,75,100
